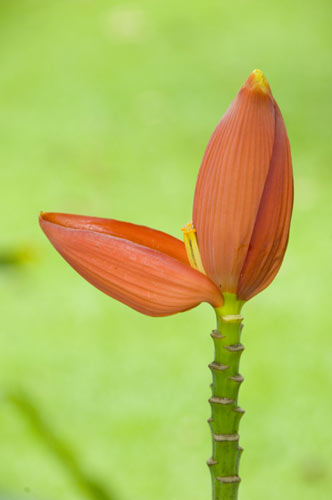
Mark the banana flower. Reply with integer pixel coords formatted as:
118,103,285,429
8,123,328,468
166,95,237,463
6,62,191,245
40,70,293,316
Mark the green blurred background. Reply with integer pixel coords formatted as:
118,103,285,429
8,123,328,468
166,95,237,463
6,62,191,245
1,1,331,499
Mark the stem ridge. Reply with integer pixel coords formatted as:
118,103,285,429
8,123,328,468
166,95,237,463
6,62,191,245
216,476,241,484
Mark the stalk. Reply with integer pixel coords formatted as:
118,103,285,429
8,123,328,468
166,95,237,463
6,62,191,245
208,293,245,500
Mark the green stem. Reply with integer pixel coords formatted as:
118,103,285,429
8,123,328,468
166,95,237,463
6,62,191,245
208,293,245,500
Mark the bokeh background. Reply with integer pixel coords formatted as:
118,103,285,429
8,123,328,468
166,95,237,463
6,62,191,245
1,1,331,499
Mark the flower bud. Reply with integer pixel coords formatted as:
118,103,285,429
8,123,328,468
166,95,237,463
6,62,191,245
193,70,293,301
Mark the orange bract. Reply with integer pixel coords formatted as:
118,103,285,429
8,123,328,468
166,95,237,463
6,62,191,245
193,70,293,301
40,214,223,316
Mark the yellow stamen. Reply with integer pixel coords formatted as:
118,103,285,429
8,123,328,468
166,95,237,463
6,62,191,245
181,222,206,274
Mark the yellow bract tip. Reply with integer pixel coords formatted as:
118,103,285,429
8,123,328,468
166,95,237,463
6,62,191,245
247,69,270,95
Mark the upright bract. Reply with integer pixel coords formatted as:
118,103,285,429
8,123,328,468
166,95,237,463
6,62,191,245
193,69,293,300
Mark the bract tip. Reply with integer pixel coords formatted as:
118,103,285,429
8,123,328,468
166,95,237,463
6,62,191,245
245,69,271,96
